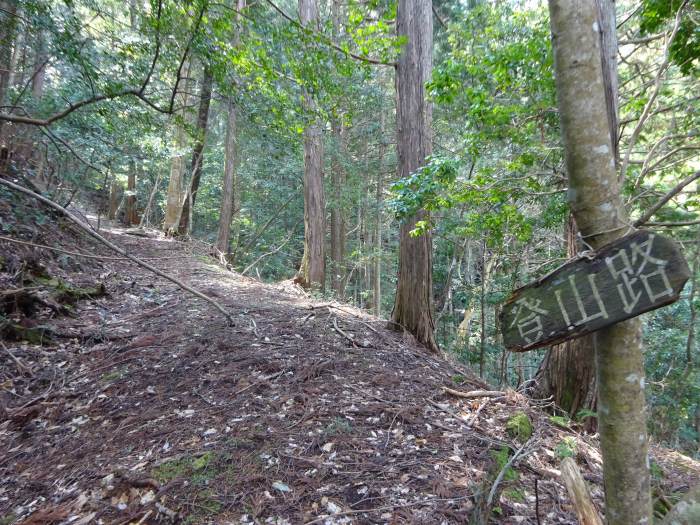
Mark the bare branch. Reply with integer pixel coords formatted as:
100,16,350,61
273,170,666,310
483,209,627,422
264,0,396,67
619,1,688,182
0,177,233,324
634,170,700,226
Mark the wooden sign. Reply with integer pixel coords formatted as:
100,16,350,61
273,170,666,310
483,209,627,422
501,230,690,352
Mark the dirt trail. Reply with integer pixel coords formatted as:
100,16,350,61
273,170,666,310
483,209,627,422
1,223,698,525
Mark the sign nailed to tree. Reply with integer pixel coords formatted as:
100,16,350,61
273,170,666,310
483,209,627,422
501,230,690,352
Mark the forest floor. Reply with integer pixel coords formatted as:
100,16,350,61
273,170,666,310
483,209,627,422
1,189,699,525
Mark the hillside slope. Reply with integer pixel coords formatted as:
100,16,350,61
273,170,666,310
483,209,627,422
1,196,698,524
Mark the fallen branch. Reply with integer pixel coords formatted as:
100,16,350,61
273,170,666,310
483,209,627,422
0,234,189,260
0,342,34,377
560,457,603,525
441,386,505,399
486,438,533,509
332,316,371,348
0,178,233,324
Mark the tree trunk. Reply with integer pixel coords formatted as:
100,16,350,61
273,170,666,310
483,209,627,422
0,0,18,151
162,59,192,234
373,108,387,316
125,160,138,226
329,0,346,298
548,1,652,523
388,0,437,352
0,1,17,107
108,178,120,221
534,216,598,431
179,65,213,235
535,0,618,433
215,0,245,256
330,118,346,296
295,0,326,290
31,31,47,100
216,96,239,255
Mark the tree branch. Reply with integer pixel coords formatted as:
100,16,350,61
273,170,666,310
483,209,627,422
0,177,233,324
619,0,688,181
633,170,700,226
264,0,395,67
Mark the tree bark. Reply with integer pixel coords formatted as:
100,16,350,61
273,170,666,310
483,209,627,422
548,1,652,523
295,0,326,290
388,0,437,352
162,59,192,234
0,1,17,108
373,108,387,316
534,216,597,431
216,96,239,255
125,159,138,226
31,31,47,100
330,117,346,296
215,0,245,256
535,0,618,433
0,0,18,151
179,65,213,235
329,0,346,298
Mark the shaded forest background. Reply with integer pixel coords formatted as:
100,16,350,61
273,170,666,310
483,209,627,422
0,0,698,455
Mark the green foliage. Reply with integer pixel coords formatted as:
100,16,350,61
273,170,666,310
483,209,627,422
152,452,216,485
640,1,700,75
549,415,571,430
506,412,533,442
490,446,518,482
554,437,577,459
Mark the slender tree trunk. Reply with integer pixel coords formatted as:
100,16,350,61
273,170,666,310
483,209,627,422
329,0,346,298
389,0,437,352
295,0,326,290
548,1,652,522
536,0,618,433
330,118,346,296
0,1,17,108
686,240,699,368
162,59,192,233
215,0,245,256
31,31,47,100
216,96,239,255
108,177,120,221
0,0,18,151
125,159,137,226
179,65,213,234
373,109,387,316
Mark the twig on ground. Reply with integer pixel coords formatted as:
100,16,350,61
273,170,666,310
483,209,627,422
442,386,505,399
0,342,34,377
332,316,370,348
0,178,233,324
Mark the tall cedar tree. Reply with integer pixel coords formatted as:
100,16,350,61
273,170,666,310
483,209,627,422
389,0,438,352
295,0,326,289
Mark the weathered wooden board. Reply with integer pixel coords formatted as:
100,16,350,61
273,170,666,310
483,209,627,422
501,230,690,352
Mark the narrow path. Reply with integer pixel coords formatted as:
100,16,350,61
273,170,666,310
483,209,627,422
2,227,695,524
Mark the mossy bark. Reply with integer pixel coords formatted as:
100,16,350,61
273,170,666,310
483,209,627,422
548,0,652,522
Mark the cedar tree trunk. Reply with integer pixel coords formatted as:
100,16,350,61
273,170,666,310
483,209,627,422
296,0,326,290
389,0,437,352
